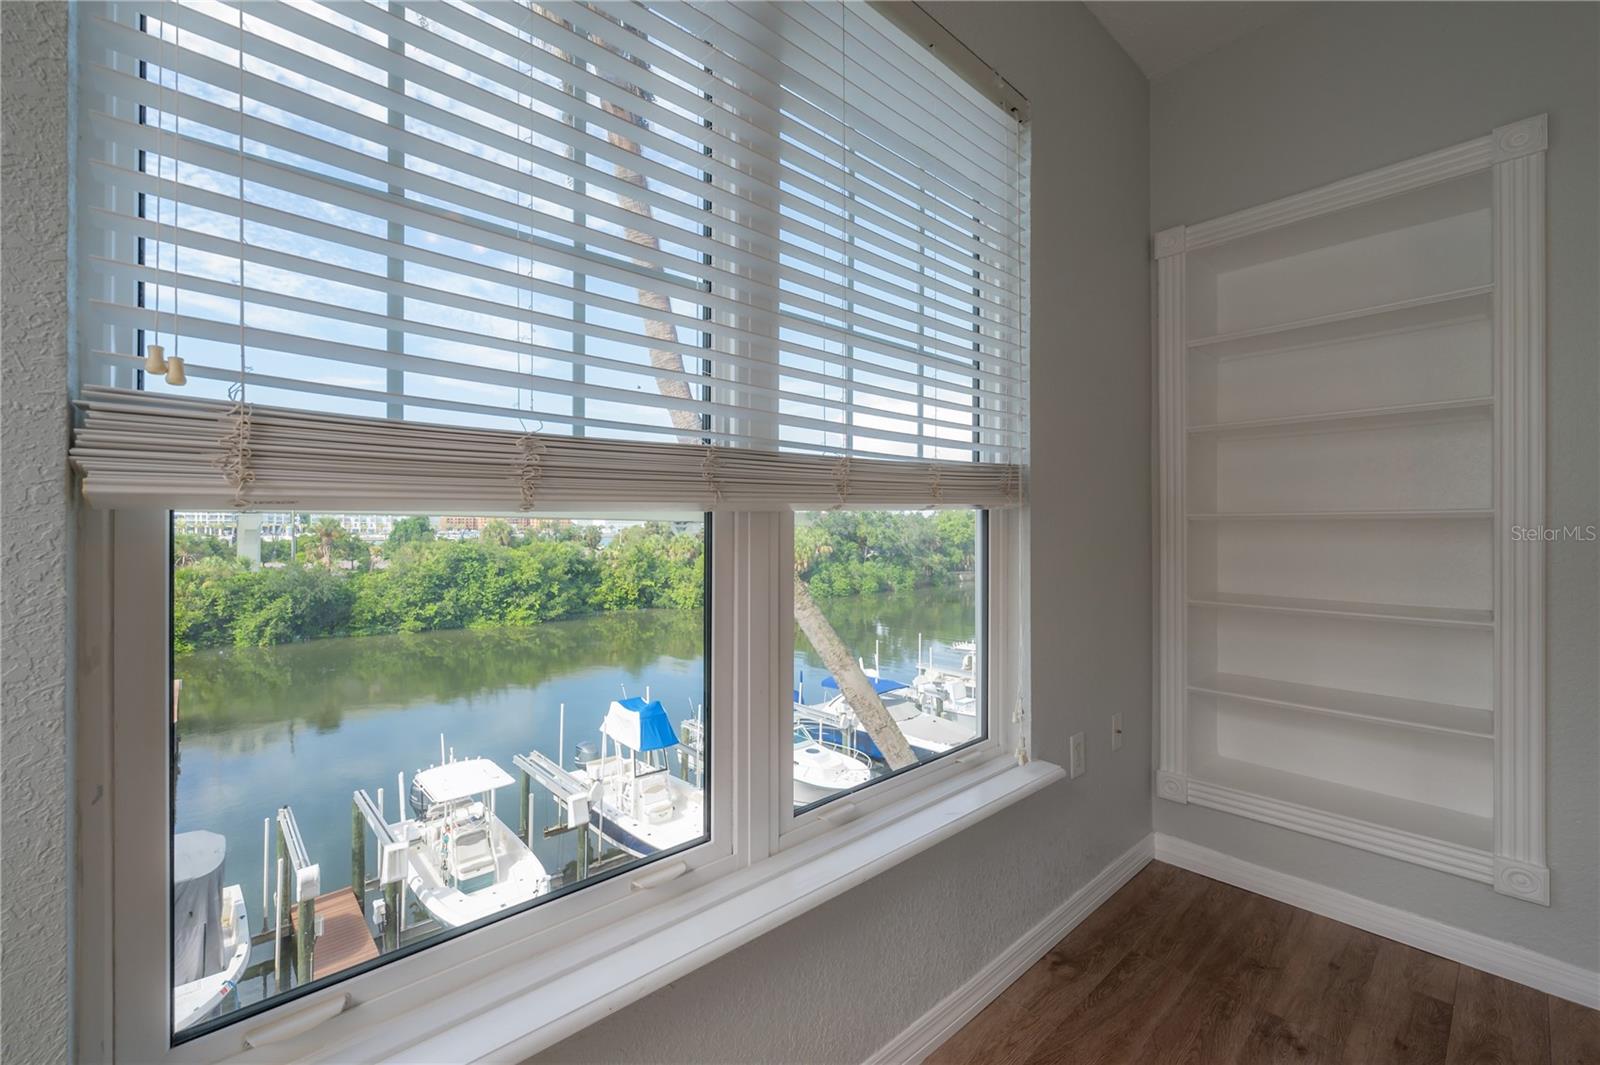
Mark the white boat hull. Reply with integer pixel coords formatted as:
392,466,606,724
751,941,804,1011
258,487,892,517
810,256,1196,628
578,757,704,857
401,815,550,928
793,732,873,805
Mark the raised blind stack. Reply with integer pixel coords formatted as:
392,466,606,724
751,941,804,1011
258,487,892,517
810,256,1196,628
1154,117,1549,903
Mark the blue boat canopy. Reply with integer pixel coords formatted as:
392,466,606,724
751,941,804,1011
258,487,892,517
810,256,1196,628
819,675,908,695
603,696,680,752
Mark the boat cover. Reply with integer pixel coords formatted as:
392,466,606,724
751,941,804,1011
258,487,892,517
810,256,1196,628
603,697,679,752
172,830,226,985
820,675,909,695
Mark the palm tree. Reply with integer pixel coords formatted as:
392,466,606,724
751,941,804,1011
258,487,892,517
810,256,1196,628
310,516,344,571
560,8,912,767
794,536,917,770
482,519,517,548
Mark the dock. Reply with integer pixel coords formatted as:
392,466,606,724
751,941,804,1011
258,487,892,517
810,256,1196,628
289,887,379,981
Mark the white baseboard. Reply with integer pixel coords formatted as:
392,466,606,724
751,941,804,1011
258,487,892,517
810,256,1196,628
1154,833,1600,1009
863,834,1155,1065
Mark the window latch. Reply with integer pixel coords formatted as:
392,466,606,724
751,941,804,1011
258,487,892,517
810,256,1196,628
242,992,350,1048
819,801,860,826
629,859,689,891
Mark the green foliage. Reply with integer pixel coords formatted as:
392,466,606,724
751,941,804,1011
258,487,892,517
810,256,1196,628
173,511,969,651
480,518,518,548
795,510,975,598
176,522,701,650
231,566,357,647
304,517,370,572
173,533,236,566
385,515,435,548
593,523,703,611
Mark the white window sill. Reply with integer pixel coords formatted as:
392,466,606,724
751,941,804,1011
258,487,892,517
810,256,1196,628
280,756,1064,1065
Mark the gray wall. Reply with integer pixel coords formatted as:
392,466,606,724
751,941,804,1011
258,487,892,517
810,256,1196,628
536,4,1154,1062
1151,2,1600,971
1,2,76,1061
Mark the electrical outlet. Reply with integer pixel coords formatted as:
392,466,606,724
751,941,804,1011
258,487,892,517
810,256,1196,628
1112,713,1124,751
1069,732,1086,778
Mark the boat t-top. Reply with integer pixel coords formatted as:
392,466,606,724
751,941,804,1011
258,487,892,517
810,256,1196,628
394,755,552,928
575,697,704,857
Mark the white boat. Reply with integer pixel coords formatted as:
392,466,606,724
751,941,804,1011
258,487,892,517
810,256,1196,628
913,666,979,722
396,757,552,928
797,674,978,762
792,723,873,805
172,831,251,1032
575,697,704,857
912,638,980,722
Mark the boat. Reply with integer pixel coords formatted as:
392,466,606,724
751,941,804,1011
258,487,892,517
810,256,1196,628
575,697,704,857
683,712,875,806
172,830,251,1032
792,723,873,805
796,673,978,762
912,641,979,723
394,756,552,928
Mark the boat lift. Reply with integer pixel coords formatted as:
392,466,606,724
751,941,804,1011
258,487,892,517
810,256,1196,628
271,806,320,988
351,788,409,952
512,750,592,883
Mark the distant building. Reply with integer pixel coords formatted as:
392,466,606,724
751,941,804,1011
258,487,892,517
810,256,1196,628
172,512,239,540
434,516,573,535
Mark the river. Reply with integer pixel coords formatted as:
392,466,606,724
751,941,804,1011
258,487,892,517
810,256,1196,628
172,582,978,916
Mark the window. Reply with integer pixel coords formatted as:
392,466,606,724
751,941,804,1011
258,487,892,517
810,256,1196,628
790,509,985,810
168,511,707,1036
72,2,1027,1059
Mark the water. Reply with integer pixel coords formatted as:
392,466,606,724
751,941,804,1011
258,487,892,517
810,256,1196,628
172,583,977,927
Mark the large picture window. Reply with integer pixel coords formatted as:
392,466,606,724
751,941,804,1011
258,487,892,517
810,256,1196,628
71,1,1027,1058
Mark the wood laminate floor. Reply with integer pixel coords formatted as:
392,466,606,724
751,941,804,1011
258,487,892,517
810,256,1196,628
930,863,1600,1065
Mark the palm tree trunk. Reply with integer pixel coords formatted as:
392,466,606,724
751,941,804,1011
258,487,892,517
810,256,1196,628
580,27,910,770
793,576,917,770
600,105,700,439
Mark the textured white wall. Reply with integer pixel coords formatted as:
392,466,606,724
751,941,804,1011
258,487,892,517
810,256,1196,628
1,1,75,1060
535,5,1154,1062
1151,1,1600,971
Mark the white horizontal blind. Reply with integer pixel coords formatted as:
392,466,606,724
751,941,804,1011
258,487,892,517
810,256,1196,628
72,387,1019,510
75,0,1027,500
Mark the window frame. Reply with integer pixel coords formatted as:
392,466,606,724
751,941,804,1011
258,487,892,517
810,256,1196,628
775,507,1009,849
84,507,740,1063
76,504,1031,1063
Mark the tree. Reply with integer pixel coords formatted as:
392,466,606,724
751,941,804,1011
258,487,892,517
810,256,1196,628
387,515,434,548
793,576,916,770
173,533,234,567
481,519,518,548
310,517,343,571
568,8,906,766
306,517,368,572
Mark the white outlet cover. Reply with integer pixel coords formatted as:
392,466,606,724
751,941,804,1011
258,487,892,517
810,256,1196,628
1069,732,1086,778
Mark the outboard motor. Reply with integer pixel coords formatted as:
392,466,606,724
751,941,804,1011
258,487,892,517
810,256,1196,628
575,740,599,767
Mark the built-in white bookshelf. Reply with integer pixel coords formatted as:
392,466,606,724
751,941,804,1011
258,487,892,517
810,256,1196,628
1154,117,1549,903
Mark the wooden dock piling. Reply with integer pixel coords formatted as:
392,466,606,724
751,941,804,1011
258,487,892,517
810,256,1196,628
351,803,366,920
